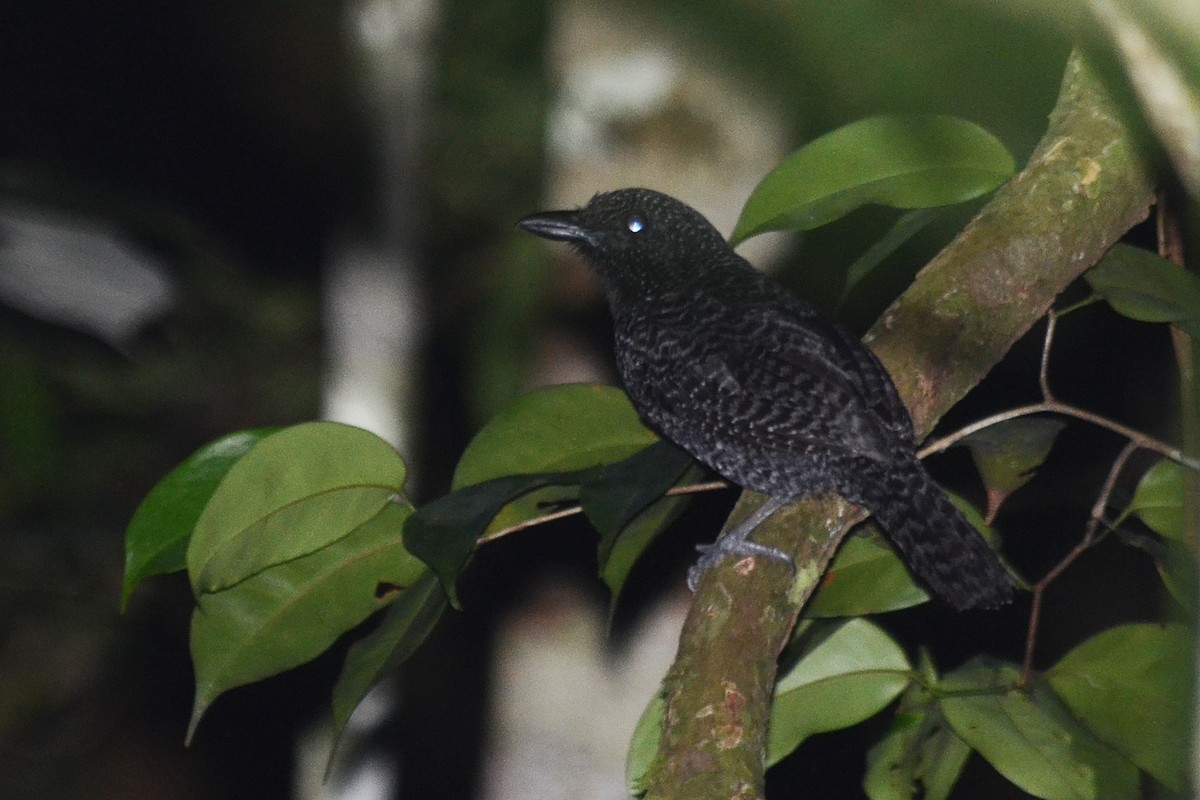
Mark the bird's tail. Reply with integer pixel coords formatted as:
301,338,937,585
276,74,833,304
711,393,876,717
855,455,1013,610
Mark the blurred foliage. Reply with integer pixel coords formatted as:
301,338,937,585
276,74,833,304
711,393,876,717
426,0,552,429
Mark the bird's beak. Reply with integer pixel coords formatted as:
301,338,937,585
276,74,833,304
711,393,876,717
517,210,600,248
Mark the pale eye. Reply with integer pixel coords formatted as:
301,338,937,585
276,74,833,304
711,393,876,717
625,215,645,234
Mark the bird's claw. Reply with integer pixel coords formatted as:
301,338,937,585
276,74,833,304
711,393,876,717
686,538,796,591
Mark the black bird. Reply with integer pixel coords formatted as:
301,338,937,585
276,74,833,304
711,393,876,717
518,188,1012,610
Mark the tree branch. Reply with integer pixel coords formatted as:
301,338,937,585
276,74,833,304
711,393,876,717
639,51,1154,800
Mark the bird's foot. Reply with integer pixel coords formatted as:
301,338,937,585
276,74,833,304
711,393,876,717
686,535,796,591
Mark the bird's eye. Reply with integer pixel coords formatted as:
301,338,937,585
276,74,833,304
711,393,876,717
625,215,645,234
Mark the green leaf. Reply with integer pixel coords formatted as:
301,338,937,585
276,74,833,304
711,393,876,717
1086,244,1200,336
598,469,702,603
404,473,576,608
1129,458,1187,540
1048,623,1190,789
187,502,423,742
1157,538,1198,609
940,658,1138,799
1127,461,1197,605
962,417,1067,522
731,115,1014,244
453,383,657,535
864,679,971,800
408,441,693,608
806,535,929,617
767,618,911,765
582,440,697,599
122,428,276,609
187,422,408,594
626,693,665,796
415,382,667,608
452,383,654,487
582,440,693,546
331,568,446,736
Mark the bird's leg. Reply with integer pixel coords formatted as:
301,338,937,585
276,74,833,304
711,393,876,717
687,495,795,590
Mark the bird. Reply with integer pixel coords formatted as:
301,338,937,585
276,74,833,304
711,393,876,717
517,188,1013,610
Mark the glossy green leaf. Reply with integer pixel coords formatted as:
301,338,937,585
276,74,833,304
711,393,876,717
583,440,693,547
940,659,1138,799
1086,244,1200,336
767,618,911,765
1129,458,1187,540
732,115,1014,244
806,534,929,617
452,383,654,487
626,693,665,796
404,473,578,608
1157,538,1198,609
123,428,275,609
187,501,422,742
962,417,1067,492
599,469,702,602
331,568,447,736
1048,623,1190,789
408,440,693,608
187,422,408,594
583,440,697,598
1126,459,1197,604
453,383,656,534
864,681,970,800
962,417,1067,521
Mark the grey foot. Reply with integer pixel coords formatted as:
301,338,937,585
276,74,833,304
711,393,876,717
685,496,796,591
686,535,796,591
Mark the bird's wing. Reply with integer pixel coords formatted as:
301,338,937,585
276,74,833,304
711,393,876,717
619,299,900,463
762,307,914,442
712,268,911,439
708,322,898,462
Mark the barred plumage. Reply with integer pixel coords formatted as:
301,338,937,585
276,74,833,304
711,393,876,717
519,188,1011,610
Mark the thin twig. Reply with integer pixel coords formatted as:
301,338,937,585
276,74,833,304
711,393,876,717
1020,439,1140,684
919,399,1200,471
476,504,589,545
931,304,1196,684
666,479,729,496
1039,313,1057,401
918,404,1050,457
1051,296,1102,319
922,305,1200,472
476,478,729,545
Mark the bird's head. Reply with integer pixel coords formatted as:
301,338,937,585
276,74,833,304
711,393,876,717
518,188,732,306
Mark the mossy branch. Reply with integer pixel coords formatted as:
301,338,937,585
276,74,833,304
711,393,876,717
639,51,1154,800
